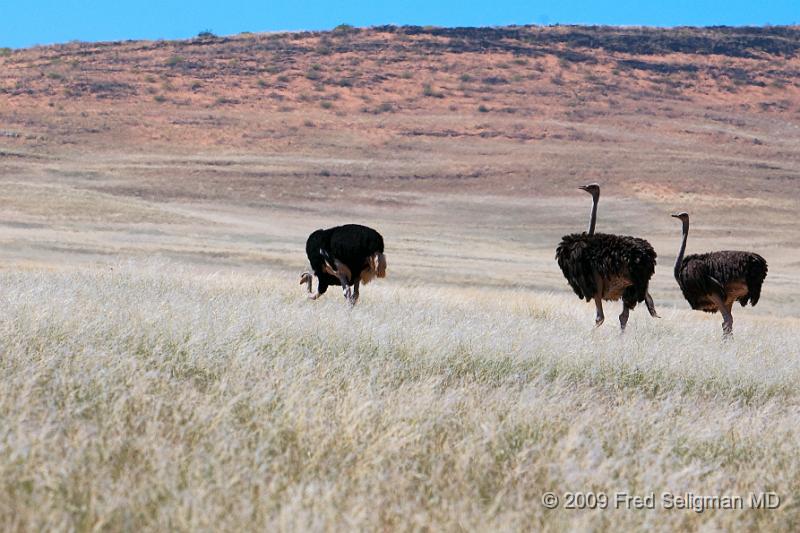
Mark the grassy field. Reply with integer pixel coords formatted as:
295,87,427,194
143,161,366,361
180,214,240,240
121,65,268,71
1,264,799,531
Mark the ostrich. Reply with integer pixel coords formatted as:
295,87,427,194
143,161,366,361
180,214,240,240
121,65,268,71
300,224,387,305
671,212,767,336
556,183,659,330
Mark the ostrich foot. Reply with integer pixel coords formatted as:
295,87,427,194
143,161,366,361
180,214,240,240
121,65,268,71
722,322,733,338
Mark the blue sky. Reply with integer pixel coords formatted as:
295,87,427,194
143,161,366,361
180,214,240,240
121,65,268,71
1,1,798,49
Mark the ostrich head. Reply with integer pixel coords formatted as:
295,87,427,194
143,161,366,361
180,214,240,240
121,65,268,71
578,183,600,235
578,183,600,198
671,212,691,277
299,271,314,292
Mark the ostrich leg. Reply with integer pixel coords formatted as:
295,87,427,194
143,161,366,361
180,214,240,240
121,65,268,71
335,271,353,303
593,294,605,327
710,294,733,337
722,301,734,337
324,258,354,304
352,279,360,305
645,292,660,318
619,303,630,331
593,273,605,327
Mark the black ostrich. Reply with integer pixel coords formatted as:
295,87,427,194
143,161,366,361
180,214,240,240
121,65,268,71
671,212,767,336
300,224,387,305
556,183,659,329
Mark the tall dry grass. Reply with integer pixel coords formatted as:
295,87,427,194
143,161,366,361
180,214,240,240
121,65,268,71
1,263,798,531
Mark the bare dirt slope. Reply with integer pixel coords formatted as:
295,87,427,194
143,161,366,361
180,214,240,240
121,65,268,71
1,25,799,316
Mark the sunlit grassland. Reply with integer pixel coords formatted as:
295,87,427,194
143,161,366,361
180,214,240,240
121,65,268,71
1,263,798,531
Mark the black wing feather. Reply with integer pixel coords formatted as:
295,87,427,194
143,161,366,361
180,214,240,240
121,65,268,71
556,232,657,307
675,251,767,309
306,224,385,286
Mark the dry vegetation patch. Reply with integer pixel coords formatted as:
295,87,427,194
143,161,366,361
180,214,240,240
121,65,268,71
1,264,799,531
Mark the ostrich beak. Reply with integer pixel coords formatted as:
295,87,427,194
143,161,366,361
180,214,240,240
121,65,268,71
671,213,680,218
578,185,588,191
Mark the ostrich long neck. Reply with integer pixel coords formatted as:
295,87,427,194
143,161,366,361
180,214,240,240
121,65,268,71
675,219,689,279
587,192,599,235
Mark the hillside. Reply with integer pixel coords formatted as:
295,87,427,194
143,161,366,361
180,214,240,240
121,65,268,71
0,25,798,316
2,25,800,200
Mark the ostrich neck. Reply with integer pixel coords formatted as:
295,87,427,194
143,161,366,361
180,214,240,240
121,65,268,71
587,193,598,235
675,220,689,279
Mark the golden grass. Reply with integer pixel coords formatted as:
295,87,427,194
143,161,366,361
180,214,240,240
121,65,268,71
1,263,798,531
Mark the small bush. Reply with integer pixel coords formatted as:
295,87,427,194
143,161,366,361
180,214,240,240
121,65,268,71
460,74,472,82
316,39,333,55
153,94,167,103
423,83,444,98
47,72,63,80
478,104,489,113
0,47,11,57
320,101,333,109
166,56,185,67
197,30,216,39
277,75,290,83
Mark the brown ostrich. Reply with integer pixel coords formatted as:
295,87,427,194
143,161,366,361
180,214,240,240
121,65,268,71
671,212,767,336
556,184,659,330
